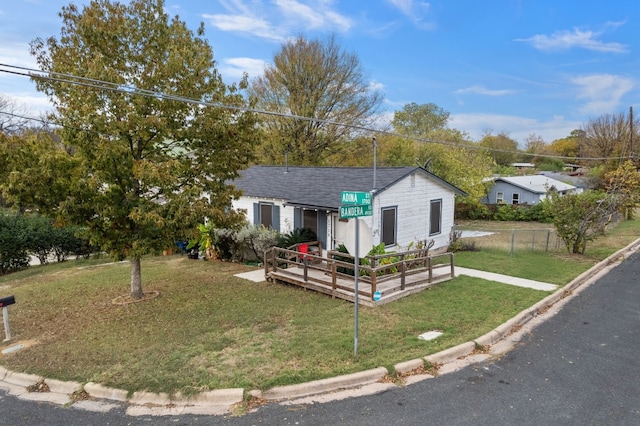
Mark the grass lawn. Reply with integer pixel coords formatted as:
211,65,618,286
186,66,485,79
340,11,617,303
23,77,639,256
0,218,637,396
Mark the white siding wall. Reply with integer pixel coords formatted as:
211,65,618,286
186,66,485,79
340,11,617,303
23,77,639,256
232,196,294,234
372,173,454,250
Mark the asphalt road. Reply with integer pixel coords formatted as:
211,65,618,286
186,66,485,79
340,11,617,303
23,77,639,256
1,251,639,425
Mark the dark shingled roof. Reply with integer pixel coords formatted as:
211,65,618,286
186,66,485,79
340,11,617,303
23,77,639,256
233,165,465,211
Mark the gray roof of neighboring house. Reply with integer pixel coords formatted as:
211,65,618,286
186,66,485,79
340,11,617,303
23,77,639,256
495,175,576,194
233,165,466,210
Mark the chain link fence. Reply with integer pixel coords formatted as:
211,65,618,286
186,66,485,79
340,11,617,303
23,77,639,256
453,226,566,254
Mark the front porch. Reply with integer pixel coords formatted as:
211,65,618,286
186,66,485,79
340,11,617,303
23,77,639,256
263,243,456,306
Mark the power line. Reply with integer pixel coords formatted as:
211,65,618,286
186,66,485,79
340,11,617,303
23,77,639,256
0,63,631,162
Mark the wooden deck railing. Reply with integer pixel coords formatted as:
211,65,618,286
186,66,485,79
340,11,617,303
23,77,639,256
264,243,455,303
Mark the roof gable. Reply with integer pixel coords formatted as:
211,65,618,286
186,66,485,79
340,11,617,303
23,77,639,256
233,166,466,209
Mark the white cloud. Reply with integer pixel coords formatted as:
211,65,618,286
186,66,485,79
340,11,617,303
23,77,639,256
203,13,285,42
368,80,385,92
571,74,635,115
386,0,435,30
516,22,628,53
453,85,515,96
450,113,581,144
204,0,352,41
219,57,268,80
0,42,38,68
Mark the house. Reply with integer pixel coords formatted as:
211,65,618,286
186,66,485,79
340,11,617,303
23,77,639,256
231,165,466,255
482,175,581,205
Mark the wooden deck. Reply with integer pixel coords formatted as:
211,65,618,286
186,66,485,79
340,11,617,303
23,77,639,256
264,245,456,307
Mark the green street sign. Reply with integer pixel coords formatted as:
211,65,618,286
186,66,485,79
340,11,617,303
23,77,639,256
341,191,371,205
339,204,373,219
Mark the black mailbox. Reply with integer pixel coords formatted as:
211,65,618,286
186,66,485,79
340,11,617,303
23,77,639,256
0,295,15,307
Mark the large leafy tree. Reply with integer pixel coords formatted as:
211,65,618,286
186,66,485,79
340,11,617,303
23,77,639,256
545,191,619,254
605,160,640,219
380,103,494,199
248,34,383,165
392,102,449,137
25,0,259,299
479,132,519,166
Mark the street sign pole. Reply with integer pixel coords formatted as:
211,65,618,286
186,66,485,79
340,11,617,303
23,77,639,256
354,217,359,356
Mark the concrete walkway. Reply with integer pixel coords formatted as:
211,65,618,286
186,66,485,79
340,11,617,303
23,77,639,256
235,266,558,291
456,267,558,291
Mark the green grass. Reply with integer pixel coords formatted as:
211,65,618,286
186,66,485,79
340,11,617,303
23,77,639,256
0,218,637,396
0,257,546,395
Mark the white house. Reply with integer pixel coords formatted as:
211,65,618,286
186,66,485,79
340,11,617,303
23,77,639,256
482,175,581,205
231,166,466,255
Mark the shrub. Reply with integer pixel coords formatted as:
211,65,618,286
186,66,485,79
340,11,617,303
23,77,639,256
235,224,279,262
447,229,478,252
277,228,318,248
0,211,29,275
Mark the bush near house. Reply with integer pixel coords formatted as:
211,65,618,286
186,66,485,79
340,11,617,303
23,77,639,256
456,201,553,222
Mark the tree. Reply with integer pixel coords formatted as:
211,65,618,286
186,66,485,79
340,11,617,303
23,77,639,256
479,132,519,167
26,0,259,299
549,134,580,159
383,103,495,199
580,112,639,168
392,102,449,137
605,160,640,219
0,95,29,135
414,129,495,200
545,191,619,254
248,34,383,165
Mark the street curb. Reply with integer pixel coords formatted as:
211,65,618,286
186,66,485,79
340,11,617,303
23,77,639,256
261,367,388,401
3,371,42,388
425,341,476,364
394,358,424,374
84,382,129,402
44,378,83,395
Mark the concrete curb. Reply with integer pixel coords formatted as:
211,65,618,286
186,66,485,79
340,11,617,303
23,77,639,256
261,367,388,401
394,358,424,374
84,382,129,402
425,341,475,364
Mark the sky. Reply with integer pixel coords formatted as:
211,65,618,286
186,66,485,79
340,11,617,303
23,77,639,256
1,0,639,145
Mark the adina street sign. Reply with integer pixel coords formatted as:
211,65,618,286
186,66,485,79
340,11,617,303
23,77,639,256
341,191,371,205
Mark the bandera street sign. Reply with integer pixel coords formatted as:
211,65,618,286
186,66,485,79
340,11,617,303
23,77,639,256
339,204,372,219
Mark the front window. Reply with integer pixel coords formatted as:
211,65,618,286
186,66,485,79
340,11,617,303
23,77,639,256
260,203,273,228
430,199,442,236
512,193,520,205
496,192,504,204
381,207,397,246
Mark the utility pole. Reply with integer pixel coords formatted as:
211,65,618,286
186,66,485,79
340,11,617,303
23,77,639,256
630,106,634,162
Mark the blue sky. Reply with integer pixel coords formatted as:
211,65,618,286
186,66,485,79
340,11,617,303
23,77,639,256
1,0,638,145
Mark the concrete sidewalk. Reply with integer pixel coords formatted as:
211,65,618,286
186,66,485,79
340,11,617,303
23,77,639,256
235,266,558,292
456,267,558,291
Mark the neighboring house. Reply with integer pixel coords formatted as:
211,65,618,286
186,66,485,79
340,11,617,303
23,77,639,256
482,175,581,205
231,165,466,255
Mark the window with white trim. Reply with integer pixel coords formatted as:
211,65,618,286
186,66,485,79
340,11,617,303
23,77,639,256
381,207,397,246
430,199,442,236
496,192,504,204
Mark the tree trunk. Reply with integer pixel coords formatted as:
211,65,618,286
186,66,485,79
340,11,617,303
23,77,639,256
130,257,143,299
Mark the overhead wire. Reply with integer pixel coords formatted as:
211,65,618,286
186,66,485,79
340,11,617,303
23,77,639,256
0,62,632,162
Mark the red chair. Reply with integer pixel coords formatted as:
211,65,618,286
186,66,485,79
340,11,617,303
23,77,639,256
298,243,309,262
